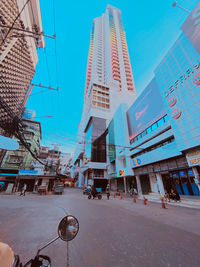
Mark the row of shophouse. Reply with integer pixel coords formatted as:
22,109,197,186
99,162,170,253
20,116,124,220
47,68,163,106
72,3,200,199
0,116,73,193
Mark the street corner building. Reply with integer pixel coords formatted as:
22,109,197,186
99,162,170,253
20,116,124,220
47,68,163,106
0,0,44,151
0,0,45,188
108,1,200,199
72,5,137,190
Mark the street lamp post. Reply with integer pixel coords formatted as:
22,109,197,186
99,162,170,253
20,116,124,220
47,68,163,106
172,1,191,14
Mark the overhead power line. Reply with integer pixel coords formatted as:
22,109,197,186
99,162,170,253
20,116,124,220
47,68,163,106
0,0,31,47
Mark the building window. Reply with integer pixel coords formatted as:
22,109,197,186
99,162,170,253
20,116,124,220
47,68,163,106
164,114,169,122
157,117,165,127
8,155,23,164
151,122,158,131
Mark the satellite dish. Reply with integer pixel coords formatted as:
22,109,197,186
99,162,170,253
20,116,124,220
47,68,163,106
0,135,19,150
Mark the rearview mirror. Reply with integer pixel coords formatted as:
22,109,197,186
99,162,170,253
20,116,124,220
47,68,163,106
58,215,79,242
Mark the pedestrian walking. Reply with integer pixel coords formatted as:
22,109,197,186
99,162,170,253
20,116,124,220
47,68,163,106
106,184,110,200
23,183,27,196
20,184,27,196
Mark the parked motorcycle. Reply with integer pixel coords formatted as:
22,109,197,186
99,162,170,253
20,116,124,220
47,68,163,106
12,215,79,267
88,192,102,200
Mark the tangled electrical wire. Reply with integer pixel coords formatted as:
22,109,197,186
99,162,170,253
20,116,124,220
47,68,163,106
0,95,67,178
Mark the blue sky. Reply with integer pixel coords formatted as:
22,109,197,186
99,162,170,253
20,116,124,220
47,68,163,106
26,0,199,154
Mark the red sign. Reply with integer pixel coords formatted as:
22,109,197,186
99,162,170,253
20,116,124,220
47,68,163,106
193,73,200,85
172,108,182,119
167,96,177,107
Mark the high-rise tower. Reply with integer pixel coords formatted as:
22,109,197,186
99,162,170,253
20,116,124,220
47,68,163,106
73,5,136,187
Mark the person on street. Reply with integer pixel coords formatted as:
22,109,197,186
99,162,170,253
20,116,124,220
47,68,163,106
20,184,27,196
169,188,181,202
91,185,97,199
106,184,110,200
0,182,4,192
0,242,14,267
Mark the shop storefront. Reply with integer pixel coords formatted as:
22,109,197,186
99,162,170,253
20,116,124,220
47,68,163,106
162,169,199,196
0,169,19,192
133,156,200,196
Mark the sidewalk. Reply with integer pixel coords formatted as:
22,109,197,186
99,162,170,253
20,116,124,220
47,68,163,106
138,193,200,209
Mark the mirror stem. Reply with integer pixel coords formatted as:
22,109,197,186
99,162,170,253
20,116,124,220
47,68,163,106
36,236,60,256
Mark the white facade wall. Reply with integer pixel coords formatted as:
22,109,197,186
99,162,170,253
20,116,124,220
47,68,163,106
73,6,137,187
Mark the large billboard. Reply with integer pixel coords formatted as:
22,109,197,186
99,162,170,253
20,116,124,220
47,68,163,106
127,78,166,141
181,1,200,54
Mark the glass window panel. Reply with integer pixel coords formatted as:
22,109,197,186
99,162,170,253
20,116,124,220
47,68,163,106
157,118,165,127
151,123,158,131
147,127,152,134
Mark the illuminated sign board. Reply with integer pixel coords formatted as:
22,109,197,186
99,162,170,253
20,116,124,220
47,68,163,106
127,78,166,141
186,150,200,167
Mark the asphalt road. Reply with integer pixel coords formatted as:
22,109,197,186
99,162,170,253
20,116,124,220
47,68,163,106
0,189,200,267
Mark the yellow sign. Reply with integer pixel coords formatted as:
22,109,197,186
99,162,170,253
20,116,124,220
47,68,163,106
186,150,200,166
190,157,200,165
119,170,125,176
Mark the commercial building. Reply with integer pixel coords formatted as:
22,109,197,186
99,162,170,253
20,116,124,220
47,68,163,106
108,2,200,198
33,146,62,191
0,0,44,163
73,5,136,189
0,119,42,192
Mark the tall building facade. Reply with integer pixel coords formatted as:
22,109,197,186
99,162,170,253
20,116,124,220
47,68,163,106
73,5,136,188
106,1,200,200
0,0,44,163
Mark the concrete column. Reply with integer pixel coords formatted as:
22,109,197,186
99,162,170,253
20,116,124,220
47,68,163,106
135,175,142,197
78,172,84,188
123,176,127,194
155,173,165,197
111,179,117,191
149,173,159,193
192,167,200,191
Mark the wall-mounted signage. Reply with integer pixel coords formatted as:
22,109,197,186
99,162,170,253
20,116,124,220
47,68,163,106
186,150,200,166
172,173,179,178
132,158,141,167
164,62,200,98
193,72,200,85
171,108,182,119
179,171,187,177
119,170,125,176
19,170,38,175
167,96,177,107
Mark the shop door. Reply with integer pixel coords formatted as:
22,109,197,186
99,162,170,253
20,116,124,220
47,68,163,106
117,178,124,192
189,177,199,196
162,175,174,193
179,170,195,196
126,176,136,191
140,175,151,194
94,179,108,191
188,169,199,196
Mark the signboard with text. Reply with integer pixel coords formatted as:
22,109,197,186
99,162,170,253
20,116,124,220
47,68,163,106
186,150,200,167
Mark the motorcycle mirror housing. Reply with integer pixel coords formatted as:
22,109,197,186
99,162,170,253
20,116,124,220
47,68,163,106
58,215,79,242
